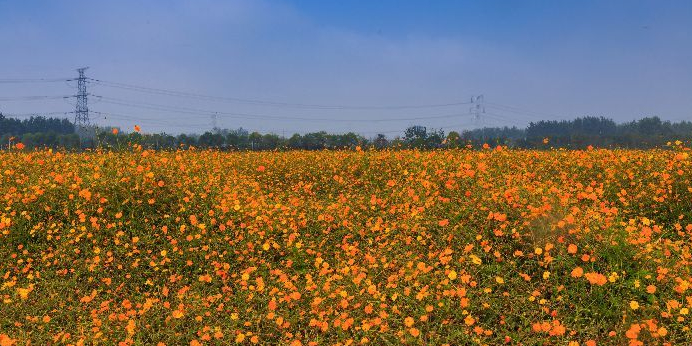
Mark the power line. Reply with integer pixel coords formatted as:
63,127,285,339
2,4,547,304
485,102,562,120
91,110,480,136
92,110,194,123
0,78,73,83
91,111,229,129
88,78,473,110
2,111,74,118
1,71,490,133
0,95,74,101
91,95,477,122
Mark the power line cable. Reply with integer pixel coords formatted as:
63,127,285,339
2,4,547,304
485,102,562,120
91,111,211,128
483,111,538,125
88,78,473,110
92,95,476,122
0,78,74,83
91,110,476,136
1,111,74,119
0,95,75,101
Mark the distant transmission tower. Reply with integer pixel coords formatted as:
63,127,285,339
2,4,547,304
470,95,485,124
74,67,92,139
211,112,219,133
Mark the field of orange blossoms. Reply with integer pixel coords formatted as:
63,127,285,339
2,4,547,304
2,146,692,345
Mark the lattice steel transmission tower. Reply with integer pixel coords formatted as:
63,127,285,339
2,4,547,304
212,112,219,133
470,95,485,123
74,67,92,138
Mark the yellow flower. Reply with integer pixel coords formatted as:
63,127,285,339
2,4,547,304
235,333,246,343
629,301,639,310
17,286,31,300
469,255,482,265
447,270,457,280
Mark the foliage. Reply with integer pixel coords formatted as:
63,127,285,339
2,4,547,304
0,114,74,137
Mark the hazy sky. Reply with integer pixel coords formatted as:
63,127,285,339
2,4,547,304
1,0,691,136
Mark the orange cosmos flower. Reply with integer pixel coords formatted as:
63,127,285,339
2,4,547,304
584,272,607,286
0,334,16,346
404,316,414,327
567,244,578,254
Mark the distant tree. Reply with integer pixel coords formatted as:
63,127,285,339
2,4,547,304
225,128,249,149
404,125,444,149
248,132,263,150
287,134,303,149
302,132,328,150
373,134,388,149
404,125,427,144
331,132,362,149
0,115,74,137
198,131,225,148
261,133,282,150
445,131,461,148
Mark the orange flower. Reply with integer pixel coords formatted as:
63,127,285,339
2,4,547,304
404,316,414,327
0,334,15,346
464,315,475,326
134,125,141,132
584,272,607,286
268,300,277,311
625,323,641,339
571,267,584,278
112,128,119,135
567,244,578,254
14,142,25,150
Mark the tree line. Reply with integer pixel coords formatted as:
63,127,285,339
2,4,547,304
462,116,692,149
0,114,80,149
1,113,691,150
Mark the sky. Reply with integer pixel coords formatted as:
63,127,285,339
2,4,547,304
0,0,691,136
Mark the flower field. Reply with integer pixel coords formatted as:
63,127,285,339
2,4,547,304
1,147,692,345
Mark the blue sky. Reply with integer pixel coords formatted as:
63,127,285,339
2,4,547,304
0,0,691,135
